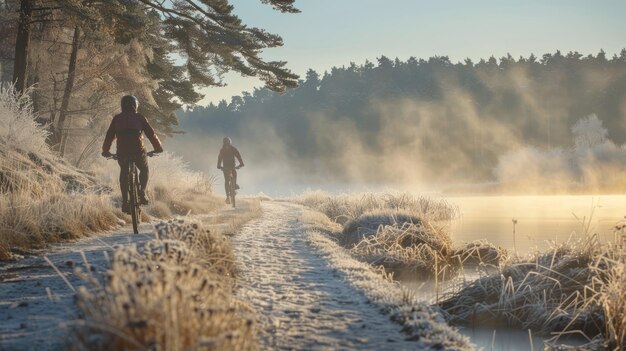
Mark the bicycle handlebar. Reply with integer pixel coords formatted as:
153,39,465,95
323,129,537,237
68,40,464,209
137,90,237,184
217,164,244,170
104,151,161,160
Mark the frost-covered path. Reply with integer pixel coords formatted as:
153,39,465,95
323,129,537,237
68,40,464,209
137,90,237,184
232,202,415,350
0,203,250,351
0,222,154,351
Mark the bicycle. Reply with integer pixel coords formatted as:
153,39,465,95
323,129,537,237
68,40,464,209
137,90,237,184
106,151,158,233
223,165,242,208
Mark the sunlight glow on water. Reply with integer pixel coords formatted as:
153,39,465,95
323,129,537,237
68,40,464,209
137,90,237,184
398,195,623,349
445,195,625,255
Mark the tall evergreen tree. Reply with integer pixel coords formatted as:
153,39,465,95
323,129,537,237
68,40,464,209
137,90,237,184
4,0,301,160
134,0,299,92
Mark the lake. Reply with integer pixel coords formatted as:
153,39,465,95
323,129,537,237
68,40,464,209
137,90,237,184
445,194,625,255
399,194,625,302
399,194,624,350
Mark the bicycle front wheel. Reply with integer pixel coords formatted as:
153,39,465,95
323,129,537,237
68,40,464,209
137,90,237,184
129,162,141,234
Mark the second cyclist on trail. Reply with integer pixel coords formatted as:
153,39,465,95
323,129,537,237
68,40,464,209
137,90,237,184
217,137,244,204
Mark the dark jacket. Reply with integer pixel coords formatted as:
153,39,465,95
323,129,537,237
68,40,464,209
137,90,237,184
102,112,162,156
218,145,243,169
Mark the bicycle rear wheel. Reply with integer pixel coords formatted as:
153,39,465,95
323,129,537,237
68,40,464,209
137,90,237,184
128,162,141,234
228,170,236,208
230,179,236,208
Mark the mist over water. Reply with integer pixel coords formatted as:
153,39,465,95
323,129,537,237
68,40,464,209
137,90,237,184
165,52,626,254
174,52,626,195
167,128,624,255
166,116,626,197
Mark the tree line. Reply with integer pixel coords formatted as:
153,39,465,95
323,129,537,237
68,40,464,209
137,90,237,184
179,50,626,184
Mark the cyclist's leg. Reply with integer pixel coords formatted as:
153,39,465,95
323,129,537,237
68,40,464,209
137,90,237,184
117,158,130,211
136,153,149,191
233,169,239,189
223,169,230,194
223,169,231,203
135,153,149,204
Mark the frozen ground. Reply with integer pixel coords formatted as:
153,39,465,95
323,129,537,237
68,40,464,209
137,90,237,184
232,202,420,350
0,222,154,351
1,201,469,351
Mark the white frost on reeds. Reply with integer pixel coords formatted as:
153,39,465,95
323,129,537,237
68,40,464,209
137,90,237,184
294,190,459,225
439,233,625,350
303,210,475,350
0,85,50,154
0,86,122,259
294,191,506,277
73,219,258,350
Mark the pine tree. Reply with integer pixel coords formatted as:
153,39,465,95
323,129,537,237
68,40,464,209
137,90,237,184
134,0,299,92
5,0,301,159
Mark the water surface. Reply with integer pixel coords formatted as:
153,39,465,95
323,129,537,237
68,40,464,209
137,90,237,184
445,195,625,255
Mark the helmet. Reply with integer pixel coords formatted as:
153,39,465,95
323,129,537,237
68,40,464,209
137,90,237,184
223,137,232,145
121,95,138,112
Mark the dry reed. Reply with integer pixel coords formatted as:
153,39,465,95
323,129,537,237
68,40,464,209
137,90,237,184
73,219,258,350
294,191,506,279
439,232,625,350
0,140,121,260
294,190,458,225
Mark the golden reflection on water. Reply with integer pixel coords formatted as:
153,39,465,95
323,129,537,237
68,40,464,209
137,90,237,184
445,195,626,254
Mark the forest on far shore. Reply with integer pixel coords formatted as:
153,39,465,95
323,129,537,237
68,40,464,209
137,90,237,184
179,50,626,190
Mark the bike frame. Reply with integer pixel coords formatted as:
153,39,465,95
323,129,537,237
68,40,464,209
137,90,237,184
225,168,237,208
223,166,241,208
127,159,141,234
106,152,157,234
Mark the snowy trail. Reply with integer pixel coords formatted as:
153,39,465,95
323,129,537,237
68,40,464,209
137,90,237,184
0,203,253,351
0,223,154,351
232,202,415,350
2,202,418,350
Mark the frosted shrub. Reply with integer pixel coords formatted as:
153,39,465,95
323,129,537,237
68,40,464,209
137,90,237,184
572,114,608,150
150,152,200,189
0,85,123,259
147,151,214,196
0,85,50,154
73,219,255,350
495,115,626,192
439,233,625,350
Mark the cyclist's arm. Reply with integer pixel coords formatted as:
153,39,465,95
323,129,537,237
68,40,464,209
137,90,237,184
102,116,117,154
235,148,244,167
141,115,163,153
217,149,223,168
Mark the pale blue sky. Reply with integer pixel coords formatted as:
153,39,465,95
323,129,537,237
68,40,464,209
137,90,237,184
199,0,626,105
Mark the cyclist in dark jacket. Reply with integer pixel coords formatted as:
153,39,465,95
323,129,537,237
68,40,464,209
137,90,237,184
102,95,163,213
217,137,244,204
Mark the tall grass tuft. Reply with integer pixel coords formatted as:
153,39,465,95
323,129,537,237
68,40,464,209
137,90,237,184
439,231,625,350
293,191,506,279
93,151,221,218
73,219,257,350
294,190,458,225
350,220,455,276
0,86,122,259
0,85,50,154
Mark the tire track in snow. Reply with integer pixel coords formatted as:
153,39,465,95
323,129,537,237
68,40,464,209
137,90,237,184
232,202,415,350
